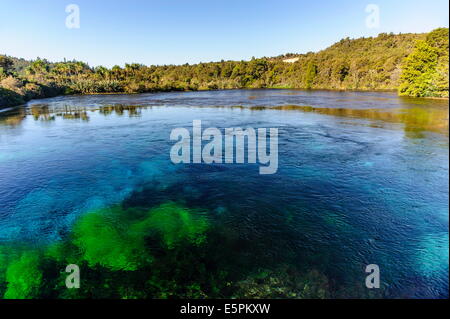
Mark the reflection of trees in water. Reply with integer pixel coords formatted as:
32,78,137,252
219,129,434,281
31,105,54,121
0,104,146,127
261,105,449,136
57,111,89,121
26,104,146,122
98,104,144,117
1,103,448,136
0,108,26,127
28,105,89,122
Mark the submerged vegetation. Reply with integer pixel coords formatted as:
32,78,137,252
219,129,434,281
0,199,382,299
3,251,43,299
1,29,448,108
0,202,212,299
0,198,384,299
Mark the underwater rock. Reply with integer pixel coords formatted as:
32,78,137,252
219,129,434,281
232,265,330,299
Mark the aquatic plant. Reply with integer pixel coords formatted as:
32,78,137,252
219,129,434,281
63,201,209,274
44,240,82,265
0,246,11,295
132,202,209,249
71,207,152,271
3,251,43,299
1,202,343,299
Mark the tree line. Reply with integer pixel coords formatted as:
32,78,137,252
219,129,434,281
1,28,448,108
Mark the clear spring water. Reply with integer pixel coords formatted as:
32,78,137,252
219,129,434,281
0,89,448,298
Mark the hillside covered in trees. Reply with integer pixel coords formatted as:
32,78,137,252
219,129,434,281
0,28,448,108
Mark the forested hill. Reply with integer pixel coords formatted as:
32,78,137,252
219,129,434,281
267,32,426,90
1,28,448,108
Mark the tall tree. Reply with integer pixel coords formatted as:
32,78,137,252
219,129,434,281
0,56,14,76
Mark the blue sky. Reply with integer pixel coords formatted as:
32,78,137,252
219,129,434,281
0,0,448,67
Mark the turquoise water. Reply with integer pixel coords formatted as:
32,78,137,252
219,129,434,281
0,89,448,298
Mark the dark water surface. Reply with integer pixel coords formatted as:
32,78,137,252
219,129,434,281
0,89,448,298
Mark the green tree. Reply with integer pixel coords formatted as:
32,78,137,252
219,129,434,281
26,59,50,75
0,55,14,76
304,61,317,89
399,28,449,97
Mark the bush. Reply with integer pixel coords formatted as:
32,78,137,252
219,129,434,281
23,83,44,100
0,76,24,94
0,87,25,108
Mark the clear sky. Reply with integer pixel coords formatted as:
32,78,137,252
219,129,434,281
1,0,448,67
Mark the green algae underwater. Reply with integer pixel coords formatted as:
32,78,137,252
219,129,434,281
0,201,339,299
0,202,210,298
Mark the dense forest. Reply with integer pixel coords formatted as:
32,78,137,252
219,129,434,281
0,28,448,108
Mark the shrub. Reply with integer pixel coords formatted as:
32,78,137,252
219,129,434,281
0,87,25,108
0,76,24,94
